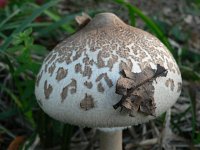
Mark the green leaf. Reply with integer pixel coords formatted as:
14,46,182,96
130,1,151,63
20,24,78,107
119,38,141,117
180,66,200,81
0,9,21,30
0,0,60,51
37,13,77,36
170,25,188,42
0,124,15,138
0,108,18,120
30,44,48,55
0,84,23,108
30,3,75,33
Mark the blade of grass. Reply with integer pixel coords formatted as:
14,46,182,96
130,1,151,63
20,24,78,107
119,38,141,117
1,22,51,31
0,84,23,108
0,124,15,138
127,7,136,26
30,3,75,33
0,9,21,30
188,84,197,143
180,66,200,81
0,0,60,51
0,108,18,120
0,33,7,39
37,13,77,36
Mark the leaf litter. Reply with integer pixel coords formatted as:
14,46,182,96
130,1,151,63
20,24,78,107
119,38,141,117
113,64,168,116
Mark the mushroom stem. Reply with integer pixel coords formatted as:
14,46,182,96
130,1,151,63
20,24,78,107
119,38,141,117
99,130,122,150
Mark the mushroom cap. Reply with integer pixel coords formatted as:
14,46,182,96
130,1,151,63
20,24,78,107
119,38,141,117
35,13,182,128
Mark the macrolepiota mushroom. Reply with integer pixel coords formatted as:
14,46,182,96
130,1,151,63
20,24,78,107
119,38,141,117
35,12,182,150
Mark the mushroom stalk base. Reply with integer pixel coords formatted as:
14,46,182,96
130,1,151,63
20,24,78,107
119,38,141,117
99,130,122,150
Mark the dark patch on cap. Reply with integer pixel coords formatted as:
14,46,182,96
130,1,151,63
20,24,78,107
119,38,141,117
96,73,105,82
48,54,57,64
61,79,77,102
119,60,131,71
97,51,106,68
107,54,118,71
83,55,90,65
70,79,77,94
84,81,93,89
75,63,82,73
83,65,92,79
48,63,56,76
44,53,53,63
44,80,53,99
56,67,68,81
96,73,113,88
65,55,72,64
73,50,82,61
104,73,113,87
61,86,68,102
101,48,110,58
165,78,175,91
80,93,94,110
116,48,129,58
97,82,105,93
177,82,182,92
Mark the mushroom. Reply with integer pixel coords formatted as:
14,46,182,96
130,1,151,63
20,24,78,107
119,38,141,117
35,12,182,150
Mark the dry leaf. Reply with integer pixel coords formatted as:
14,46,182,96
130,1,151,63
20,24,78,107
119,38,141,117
75,12,91,27
114,64,167,116
7,136,26,150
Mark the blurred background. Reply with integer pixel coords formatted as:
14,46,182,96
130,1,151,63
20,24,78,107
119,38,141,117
0,0,200,149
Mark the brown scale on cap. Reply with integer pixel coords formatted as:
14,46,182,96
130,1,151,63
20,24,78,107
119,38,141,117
56,67,68,81
83,55,90,65
104,74,113,88
48,54,57,65
61,79,77,102
84,81,93,89
44,54,57,74
82,65,92,79
96,73,105,82
165,78,175,91
75,63,82,73
80,93,94,110
97,82,105,93
177,82,182,92
48,63,56,76
44,80,53,99
119,60,131,71
97,51,106,68
44,52,53,63
107,54,118,71
73,50,83,61
96,73,113,89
